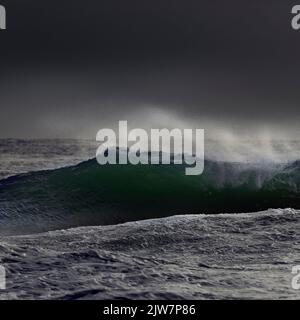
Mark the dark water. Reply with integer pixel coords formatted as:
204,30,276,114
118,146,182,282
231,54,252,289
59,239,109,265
0,139,299,299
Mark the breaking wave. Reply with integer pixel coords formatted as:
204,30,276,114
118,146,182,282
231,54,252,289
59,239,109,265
0,156,300,235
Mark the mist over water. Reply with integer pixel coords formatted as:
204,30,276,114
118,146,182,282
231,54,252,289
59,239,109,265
1,137,299,182
99,108,300,165
206,139,300,164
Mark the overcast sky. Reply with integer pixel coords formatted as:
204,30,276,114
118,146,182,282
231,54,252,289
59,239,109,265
0,0,299,139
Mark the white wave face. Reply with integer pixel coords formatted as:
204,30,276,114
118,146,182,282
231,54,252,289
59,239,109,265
0,208,299,300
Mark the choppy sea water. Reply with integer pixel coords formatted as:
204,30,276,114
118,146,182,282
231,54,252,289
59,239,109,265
0,209,299,300
0,139,98,179
0,139,299,299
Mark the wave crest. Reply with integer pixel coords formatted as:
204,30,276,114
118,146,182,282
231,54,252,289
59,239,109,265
0,157,300,235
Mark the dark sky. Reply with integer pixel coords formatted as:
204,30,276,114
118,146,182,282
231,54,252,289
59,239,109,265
0,0,299,139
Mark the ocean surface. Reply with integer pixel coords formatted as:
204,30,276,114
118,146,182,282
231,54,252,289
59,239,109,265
0,139,299,299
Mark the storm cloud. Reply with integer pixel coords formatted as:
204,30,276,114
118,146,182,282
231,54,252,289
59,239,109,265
0,0,299,139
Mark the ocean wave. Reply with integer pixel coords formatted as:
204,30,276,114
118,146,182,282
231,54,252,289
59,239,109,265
0,157,300,235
